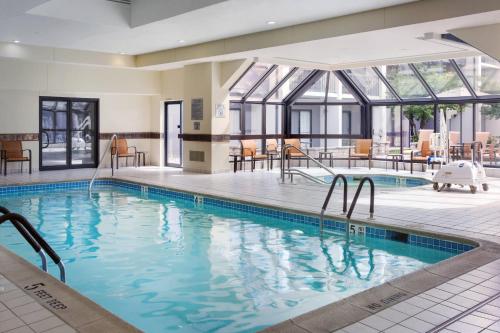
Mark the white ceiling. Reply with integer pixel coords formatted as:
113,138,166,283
0,0,419,55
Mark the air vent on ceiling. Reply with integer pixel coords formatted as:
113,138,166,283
106,0,131,5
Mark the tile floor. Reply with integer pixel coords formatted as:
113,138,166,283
0,275,75,333
336,259,500,333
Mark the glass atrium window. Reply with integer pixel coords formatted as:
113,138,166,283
265,104,282,134
455,56,500,96
344,67,396,100
268,68,313,102
295,72,327,103
372,106,402,148
476,103,500,166
413,60,470,97
379,64,431,99
229,103,242,135
327,72,356,102
230,63,273,99
247,66,293,101
244,104,262,135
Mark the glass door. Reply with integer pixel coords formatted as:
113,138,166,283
165,101,183,167
70,101,97,167
41,99,68,168
40,97,98,170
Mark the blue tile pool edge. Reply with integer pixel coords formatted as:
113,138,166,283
0,178,476,254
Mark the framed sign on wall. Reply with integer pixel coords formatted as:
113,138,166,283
191,98,203,120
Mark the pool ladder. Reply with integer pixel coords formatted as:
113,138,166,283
0,206,66,283
319,176,375,231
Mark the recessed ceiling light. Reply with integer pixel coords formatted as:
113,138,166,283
266,21,276,25
178,39,185,44
120,52,126,55
12,40,20,44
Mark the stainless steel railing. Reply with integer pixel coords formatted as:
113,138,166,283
280,144,336,183
89,134,117,192
319,174,348,232
0,207,66,282
347,177,375,220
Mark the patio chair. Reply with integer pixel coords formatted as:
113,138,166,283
111,138,136,168
448,131,460,160
284,138,306,168
410,140,431,173
265,139,280,170
0,140,32,176
240,139,268,172
348,139,372,169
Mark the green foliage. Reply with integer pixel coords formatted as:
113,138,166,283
481,104,500,120
403,105,434,138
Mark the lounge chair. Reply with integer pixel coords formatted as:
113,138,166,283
111,138,136,168
410,140,431,173
348,139,372,169
283,138,306,168
240,139,268,172
0,140,32,176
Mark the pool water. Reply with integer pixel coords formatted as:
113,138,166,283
323,175,431,188
0,186,453,333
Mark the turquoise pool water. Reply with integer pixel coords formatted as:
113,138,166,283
323,175,431,188
0,185,454,333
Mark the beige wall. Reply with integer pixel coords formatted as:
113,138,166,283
155,60,247,173
0,56,245,173
0,57,161,171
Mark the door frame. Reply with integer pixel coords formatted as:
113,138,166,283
39,96,99,171
164,101,183,167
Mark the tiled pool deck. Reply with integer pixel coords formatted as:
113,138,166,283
1,166,500,332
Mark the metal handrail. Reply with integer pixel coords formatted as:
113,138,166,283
0,208,66,282
0,207,47,272
285,168,329,184
280,144,335,183
89,134,117,192
346,177,375,220
319,174,348,232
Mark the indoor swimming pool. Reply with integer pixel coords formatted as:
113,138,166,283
0,181,466,333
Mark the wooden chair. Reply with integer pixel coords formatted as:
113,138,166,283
111,138,136,169
410,140,432,173
1,140,32,176
240,140,268,171
348,139,373,169
265,139,280,170
284,138,306,168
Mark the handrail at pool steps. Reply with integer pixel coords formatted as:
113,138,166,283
280,144,335,183
89,134,118,192
347,177,375,220
0,206,66,283
320,174,348,232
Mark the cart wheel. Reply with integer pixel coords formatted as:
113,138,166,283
482,183,489,191
433,183,439,191
446,183,451,188
470,185,477,194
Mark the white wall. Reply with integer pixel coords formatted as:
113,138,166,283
0,57,161,171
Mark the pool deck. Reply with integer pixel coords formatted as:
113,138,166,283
1,166,500,333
